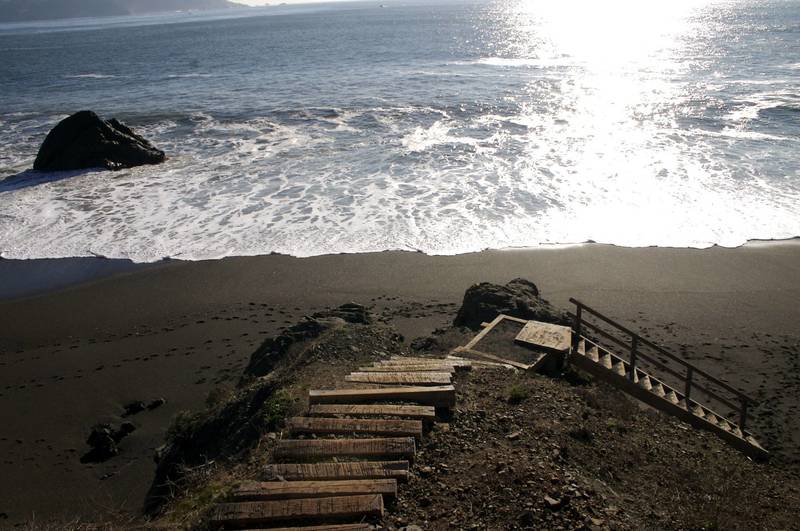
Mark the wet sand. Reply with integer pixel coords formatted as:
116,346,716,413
1,242,799,524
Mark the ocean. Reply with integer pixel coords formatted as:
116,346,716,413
0,0,798,262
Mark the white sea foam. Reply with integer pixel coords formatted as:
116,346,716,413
1,100,798,263
65,73,117,79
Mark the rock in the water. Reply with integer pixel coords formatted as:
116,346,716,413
33,110,166,171
453,278,569,330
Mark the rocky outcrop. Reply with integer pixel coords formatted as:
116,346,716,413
33,110,165,172
453,278,569,330
244,303,372,379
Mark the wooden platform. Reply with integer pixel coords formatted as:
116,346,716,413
287,417,423,440
232,479,397,501
515,320,572,353
274,438,416,462
308,386,456,408
211,495,383,527
344,371,452,386
264,461,409,482
454,314,556,370
308,404,436,421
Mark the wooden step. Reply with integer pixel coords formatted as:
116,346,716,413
274,438,416,462
308,404,436,421
255,525,372,531
389,356,470,365
287,417,423,440
345,372,452,386
309,386,456,408
638,374,652,391
599,354,613,369
664,390,680,405
232,479,397,501
577,339,586,355
587,345,600,362
384,357,471,369
211,495,383,528
265,461,409,482
651,383,666,397
358,364,456,373
612,360,627,377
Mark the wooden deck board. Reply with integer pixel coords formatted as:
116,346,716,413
211,495,383,527
345,372,452,385
515,321,572,352
274,438,416,462
308,404,436,421
264,461,409,482
287,417,423,439
309,386,455,408
244,525,372,531
232,479,397,501
385,356,471,367
358,364,456,373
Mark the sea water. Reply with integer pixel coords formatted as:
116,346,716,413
1,0,798,262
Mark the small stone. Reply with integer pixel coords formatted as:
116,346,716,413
419,465,434,478
544,495,563,510
507,430,522,441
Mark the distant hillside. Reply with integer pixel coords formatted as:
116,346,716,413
0,0,243,23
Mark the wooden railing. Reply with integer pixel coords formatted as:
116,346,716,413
568,298,758,432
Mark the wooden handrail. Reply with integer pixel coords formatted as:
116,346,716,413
569,298,758,406
567,313,686,380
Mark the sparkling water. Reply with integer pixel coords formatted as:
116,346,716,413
1,0,798,262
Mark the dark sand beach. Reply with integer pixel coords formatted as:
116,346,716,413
1,242,799,524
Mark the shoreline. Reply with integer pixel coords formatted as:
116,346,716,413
1,242,799,524
3,236,799,302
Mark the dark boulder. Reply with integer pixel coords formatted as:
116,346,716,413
80,421,137,463
122,400,146,417
33,110,166,171
147,398,167,410
83,424,118,462
453,278,569,330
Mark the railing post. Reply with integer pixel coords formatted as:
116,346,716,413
740,399,748,432
629,336,638,381
568,304,583,370
684,367,693,408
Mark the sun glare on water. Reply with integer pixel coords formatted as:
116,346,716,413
476,0,751,248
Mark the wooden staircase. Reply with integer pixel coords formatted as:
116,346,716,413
210,355,471,529
567,299,768,460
